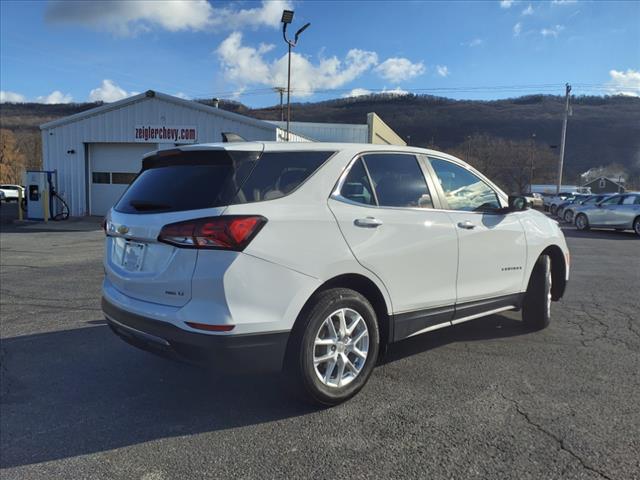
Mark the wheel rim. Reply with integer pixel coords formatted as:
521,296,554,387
313,308,369,388
576,215,586,229
635,221,640,235
565,211,573,223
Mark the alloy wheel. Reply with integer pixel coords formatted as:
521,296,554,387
313,308,369,388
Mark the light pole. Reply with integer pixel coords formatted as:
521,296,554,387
281,10,310,141
273,87,286,121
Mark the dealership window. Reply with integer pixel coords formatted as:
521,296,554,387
92,172,110,184
599,178,606,188
111,172,137,185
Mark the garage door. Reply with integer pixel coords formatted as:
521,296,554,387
89,143,157,215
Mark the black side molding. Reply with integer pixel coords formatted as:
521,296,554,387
391,293,525,342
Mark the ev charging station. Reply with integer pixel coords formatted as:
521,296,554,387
24,170,59,221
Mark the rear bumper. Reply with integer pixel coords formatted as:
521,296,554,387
102,298,289,373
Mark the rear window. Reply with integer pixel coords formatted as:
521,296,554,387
115,149,334,214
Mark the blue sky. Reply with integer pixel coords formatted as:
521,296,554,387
1,0,638,107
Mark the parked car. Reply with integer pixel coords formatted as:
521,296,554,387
574,193,640,235
0,190,5,204
0,184,25,202
102,143,570,405
555,194,592,220
547,192,577,216
561,194,611,223
523,192,544,209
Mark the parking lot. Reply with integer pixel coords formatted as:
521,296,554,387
1,220,638,479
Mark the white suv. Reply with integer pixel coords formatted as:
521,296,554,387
102,143,569,405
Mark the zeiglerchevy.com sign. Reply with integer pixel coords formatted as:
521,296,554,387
134,125,197,143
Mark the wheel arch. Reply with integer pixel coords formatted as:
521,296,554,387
289,273,393,349
540,245,567,301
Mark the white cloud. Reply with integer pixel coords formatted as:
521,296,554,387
500,0,514,8
0,91,26,103
607,69,640,97
463,38,484,47
342,88,373,98
380,87,409,97
551,0,577,4
342,87,409,99
89,79,136,102
375,57,426,83
174,92,191,100
513,22,522,37
45,0,292,36
36,90,73,104
436,65,450,77
216,32,378,97
522,4,534,15
541,25,565,37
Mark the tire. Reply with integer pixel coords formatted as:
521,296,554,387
633,217,640,237
522,255,552,330
284,288,380,406
575,213,590,231
550,204,558,216
563,209,574,223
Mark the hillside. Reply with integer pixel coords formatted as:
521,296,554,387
1,94,639,181
251,94,640,180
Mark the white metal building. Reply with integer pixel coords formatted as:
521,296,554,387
41,90,404,216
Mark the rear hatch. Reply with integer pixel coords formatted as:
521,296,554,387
105,145,264,307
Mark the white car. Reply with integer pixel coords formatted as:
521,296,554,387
102,143,570,405
0,184,25,202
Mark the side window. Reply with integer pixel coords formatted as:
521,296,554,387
601,196,621,205
339,159,375,206
362,154,433,208
622,196,636,205
429,158,501,212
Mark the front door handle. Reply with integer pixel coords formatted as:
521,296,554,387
354,217,383,228
457,221,476,230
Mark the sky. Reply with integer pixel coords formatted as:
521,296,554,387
1,0,639,107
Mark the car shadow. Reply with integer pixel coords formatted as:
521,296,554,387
0,325,318,468
561,226,638,240
0,313,530,468
383,313,527,364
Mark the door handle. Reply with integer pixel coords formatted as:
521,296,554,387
457,221,476,230
354,217,383,228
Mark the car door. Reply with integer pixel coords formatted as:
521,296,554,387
608,194,640,227
426,157,527,309
589,195,622,225
328,153,459,340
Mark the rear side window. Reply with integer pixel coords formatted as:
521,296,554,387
363,154,432,208
115,150,333,214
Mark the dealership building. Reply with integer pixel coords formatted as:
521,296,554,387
40,90,405,216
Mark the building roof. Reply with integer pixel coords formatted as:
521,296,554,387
582,176,625,187
40,90,279,133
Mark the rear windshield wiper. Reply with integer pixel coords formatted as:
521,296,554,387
128,200,172,212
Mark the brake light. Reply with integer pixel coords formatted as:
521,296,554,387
158,215,267,250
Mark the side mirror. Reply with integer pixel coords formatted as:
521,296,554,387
508,195,529,212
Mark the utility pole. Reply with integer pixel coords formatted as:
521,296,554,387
273,87,286,121
529,133,536,191
556,83,571,194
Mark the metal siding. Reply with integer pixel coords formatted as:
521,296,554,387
271,121,368,143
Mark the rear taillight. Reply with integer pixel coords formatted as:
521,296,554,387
158,215,267,251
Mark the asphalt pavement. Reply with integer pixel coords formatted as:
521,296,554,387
1,221,638,479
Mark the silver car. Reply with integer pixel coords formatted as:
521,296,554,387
561,194,611,223
574,193,640,236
